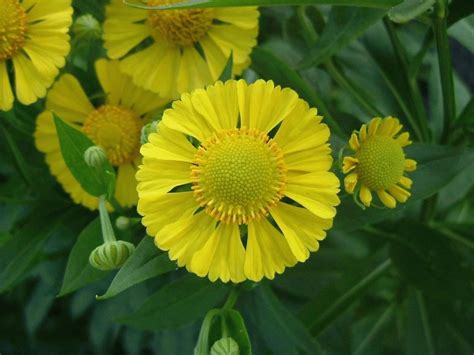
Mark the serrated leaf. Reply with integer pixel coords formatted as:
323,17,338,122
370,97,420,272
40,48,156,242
97,236,176,300
53,113,115,197
119,275,228,330
58,217,109,297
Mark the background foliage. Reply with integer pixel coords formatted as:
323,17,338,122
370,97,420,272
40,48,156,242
0,0,473,354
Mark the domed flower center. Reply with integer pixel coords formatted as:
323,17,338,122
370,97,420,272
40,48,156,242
147,0,213,46
192,128,287,225
356,135,405,190
0,0,27,60
82,105,142,166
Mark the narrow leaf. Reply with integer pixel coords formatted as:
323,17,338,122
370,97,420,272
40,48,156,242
97,236,176,300
218,52,233,82
58,218,109,297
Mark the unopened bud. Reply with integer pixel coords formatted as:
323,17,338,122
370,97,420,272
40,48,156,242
140,121,158,145
210,338,239,355
89,240,135,271
73,14,102,41
115,216,130,230
84,146,107,168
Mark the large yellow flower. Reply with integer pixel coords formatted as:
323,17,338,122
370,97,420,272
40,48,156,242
137,80,340,283
103,0,259,98
34,59,168,210
0,0,73,111
343,117,417,209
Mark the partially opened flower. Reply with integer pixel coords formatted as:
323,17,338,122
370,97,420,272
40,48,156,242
0,0,73,111
103,0,259,98
137,80,340,283
34,59,168,210
342,117,417,209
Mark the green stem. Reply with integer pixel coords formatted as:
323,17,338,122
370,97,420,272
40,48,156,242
354,303,395,355
433,225,474,251
433,0,456,143
223,286,240,310
98,195,116,244
416,291,435,355
383,18,429,142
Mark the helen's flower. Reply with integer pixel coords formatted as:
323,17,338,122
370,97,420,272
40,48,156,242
0,0,73,111
34,59,168,210
137,80,340,283
343,117,417,209
103,0,259,98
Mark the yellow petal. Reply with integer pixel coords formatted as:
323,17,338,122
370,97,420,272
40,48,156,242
0,61,14,111
359,185,372,207
342,156,358,174
368,117,381,136
359,124,368,142
349,133,360,150
377,190,396,208
404,159,417,172
387,185,410,203
115,164,138,208
399,176,413,189
396,132,412,147
344,173,358,194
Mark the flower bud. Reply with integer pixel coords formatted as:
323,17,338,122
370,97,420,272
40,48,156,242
89,240,135,271
210,337,239,355
140,121,158,145
115,216,130,230
84,145,107,168
73,14,102,41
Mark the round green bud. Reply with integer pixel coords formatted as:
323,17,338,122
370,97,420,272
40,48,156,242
89,241,135,271
210,337,239,355
73,14,102,41
84,146,107,168
140,121,159,145
115,216,130,231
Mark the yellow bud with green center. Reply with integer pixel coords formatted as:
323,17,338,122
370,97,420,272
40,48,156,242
89,240,136,271
356,135,405,191
192,128,286,225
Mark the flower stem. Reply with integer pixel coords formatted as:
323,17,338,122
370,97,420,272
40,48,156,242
98,195,116,244
433,0,456,144
383,18,430,142
223,286,240,310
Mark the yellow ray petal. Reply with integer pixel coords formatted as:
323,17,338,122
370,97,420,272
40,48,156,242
399,176,413,189
342,156,358,174
115,164,138,208
368,117,381,136
387,185,410,203
344,173,358,194
377,190,396,208
359,185,372,207
0,62,13,111
396,132,412,147
404,159,417,172
349,133,360,150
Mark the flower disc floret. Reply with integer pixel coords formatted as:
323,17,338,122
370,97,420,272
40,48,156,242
82,105,141,166
356,135,405,190
192,128,286,224
147,0,213,46
0,0,27,60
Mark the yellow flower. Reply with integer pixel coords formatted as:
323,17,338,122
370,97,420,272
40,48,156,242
342,117,417,209
103,0,259,98
0,0,73,111
34,59,168,210
137,80,340,283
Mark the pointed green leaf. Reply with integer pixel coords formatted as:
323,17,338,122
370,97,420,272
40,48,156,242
218,52,234,82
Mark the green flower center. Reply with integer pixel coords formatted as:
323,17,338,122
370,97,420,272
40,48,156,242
356,135,405,190
192,128,287,224
147,0,213,47
82,105,142,166
0,0,27,60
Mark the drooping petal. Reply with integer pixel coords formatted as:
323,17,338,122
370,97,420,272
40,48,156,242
359,185,372,207
404,159,417,172
115,164,138,208
0,61,14,111
377,190,396,208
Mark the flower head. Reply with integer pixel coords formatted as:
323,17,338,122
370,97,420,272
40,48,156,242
103,0,259,98
34,59,168,210
342,117,417,209
137,80,340,283
0,0,73,111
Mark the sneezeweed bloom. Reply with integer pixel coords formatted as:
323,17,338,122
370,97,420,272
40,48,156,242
342,117,417,209
137,80,340,283
103,0,259,98
0,0,73,111
34,59,168,210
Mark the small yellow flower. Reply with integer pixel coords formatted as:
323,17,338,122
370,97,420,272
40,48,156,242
137,80,340,283
103,0,259,98
342,117,417,209
0,0,73,111
34,59,168,210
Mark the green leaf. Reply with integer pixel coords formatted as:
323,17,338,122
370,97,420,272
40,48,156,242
221,309,251,355
389,221,472,302
298,7,387,69
251,47,346,138
254,284,320,355
97,236,176,300
456,96,474,125
124,0,402,10
58,217,109,297
53,113,115,197
334,144,474,231
0,208,79,293
218,52,233,82
299,252,392,336
120,275,227,330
